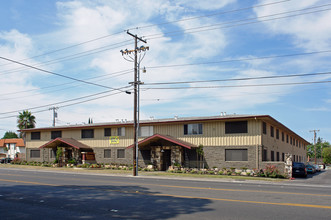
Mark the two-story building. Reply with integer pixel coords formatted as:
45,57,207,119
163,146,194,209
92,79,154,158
21,114,308,171
0,138,25,159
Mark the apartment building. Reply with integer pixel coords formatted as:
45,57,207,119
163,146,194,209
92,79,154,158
21,114,308,170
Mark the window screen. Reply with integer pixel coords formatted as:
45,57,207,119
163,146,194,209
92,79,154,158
104,128,111,137
30,150,40,158
225,121,247,134
82,129,94,138
104,149,111,158
31,132,41,140
117,149,125,158
225,149,248,161
51,131,62,139
184,124,203,135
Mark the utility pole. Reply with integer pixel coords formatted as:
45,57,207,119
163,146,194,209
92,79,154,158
49,107,59,127
120,31,148,176
310,129,320,164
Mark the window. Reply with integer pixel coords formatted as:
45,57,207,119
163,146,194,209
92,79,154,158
81,129,94,138
290,137,292,145
225,121,247,134
225,149,248,161
262,149,267,161
104,128,111,137
271,151,275,161
286,134,289,143
139,126,154,137
270,126,274,137
31,132,40,140
50,149,56,158
276,152,280,161
282,153,285,161
282,132,284,142
184,124,203,135
262,122,267,134
117,149,125,158
276,129,279,139
117,127,125,136
51,131,62,139
104,149,111,158
30,150,40,158
140,150,151,162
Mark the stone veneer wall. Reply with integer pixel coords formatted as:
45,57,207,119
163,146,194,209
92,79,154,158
93,147,133,165
203,145,263,170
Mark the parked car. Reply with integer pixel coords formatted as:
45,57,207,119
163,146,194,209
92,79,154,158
313,164,321,172
0,157,12,164
305,164,316,174
292,162,307,177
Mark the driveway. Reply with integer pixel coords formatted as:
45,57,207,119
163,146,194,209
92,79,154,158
291,169,331,187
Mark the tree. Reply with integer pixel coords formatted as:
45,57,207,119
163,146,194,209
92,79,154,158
2,131,18,139
322,147,331,164
306,138,330,160
196,144,204,169
17,110,36,138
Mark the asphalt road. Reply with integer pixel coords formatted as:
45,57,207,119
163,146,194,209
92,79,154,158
0,168,330,220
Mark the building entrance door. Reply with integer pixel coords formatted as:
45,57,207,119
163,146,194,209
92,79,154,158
162,150,171,171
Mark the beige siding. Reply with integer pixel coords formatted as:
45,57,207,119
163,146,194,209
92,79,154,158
262,122,306,162
25,119,262,149
154,119,261,146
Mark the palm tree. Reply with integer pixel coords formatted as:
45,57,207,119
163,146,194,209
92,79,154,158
17,110,36,138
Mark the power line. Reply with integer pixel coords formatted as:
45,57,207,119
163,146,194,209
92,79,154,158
143,80,331,90
0,40,133,76
144,4,331,40
144,71,331,85
0,31,126,68
0,90,126,120
128,0,291,31
0,56,130,93
1,3,329,77
0,0,290,72
145,50,331,69
0,68,132,98
0,85,132,115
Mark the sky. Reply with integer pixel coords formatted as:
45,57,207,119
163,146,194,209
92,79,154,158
0,0,330,143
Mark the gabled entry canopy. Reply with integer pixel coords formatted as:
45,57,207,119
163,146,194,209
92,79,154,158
127,133,197,149
39,138,91,150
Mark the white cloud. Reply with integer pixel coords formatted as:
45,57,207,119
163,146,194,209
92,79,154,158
254,0,331,50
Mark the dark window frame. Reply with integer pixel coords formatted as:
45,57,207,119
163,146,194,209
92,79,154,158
104,128,111,137
30,149,40,158
225,121,248,134
51,130,62,139
225,149,248,161
104,149,111,158
117,149,125,158
81,129,94,139
276,129,279,139
271,150,275,161
31,132,41,140
282,132,284,142
270,126,274,137
262,122,267,134
184,123,203,135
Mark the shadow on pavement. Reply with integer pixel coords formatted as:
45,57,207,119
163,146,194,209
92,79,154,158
0,183,212,219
